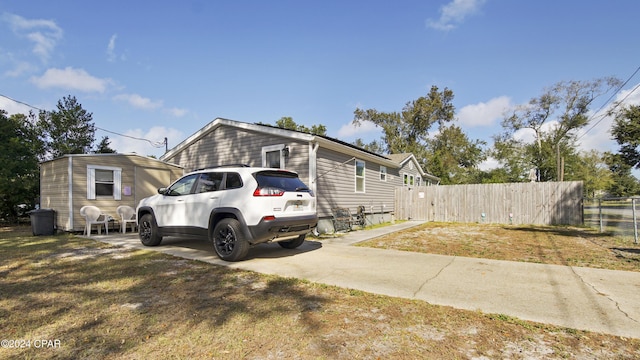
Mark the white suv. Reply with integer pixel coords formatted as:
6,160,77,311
136,166,317,261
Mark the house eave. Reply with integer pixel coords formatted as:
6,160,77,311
160,118,315,161
40,153,183,168
312,137,399,167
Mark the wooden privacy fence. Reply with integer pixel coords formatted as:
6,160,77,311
395,181,583,225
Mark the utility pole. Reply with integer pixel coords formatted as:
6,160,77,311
557,143,560,181
556,143,564,181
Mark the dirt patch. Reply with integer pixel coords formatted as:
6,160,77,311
358,222,640,272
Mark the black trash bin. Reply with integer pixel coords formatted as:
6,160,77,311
29,209,56,236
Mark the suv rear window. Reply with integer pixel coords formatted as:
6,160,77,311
255,171,310,192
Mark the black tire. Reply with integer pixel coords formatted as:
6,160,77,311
139,213,162,246
212,218,250,261
278,234,305,249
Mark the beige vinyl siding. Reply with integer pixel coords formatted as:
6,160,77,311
40,157,71,230
314,147,395,218
164,126,310,181
40,154,183,232
397,160,434,187
73,156,131,232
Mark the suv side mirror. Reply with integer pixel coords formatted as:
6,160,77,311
157,187,167,195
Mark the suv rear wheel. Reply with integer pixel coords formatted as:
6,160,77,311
278,234,305,249
212,218,250,261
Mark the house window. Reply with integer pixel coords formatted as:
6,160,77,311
87,165,122,200
416,176,422,187
355,159,365,193
95,170,114,196
262,144,286,169
379,166,387,181
403,173,416,187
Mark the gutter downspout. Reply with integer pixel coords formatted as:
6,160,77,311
309,142,319,201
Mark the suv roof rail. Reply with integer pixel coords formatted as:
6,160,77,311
193,164,251,171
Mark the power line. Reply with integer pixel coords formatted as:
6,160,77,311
576,65,640,140
0,93,45,111
95,126,166,148
0,93,167,149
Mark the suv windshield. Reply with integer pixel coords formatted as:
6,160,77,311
255,171,310,192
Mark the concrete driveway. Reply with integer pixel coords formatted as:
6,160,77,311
91,221,640,339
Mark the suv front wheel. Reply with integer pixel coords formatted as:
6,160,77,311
139,213,162,246
212,218,250,261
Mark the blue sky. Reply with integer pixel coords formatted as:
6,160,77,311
2,0,640,165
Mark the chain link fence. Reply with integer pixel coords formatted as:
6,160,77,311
583,197,640,244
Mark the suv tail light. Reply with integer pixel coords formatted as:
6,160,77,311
253,186,284,196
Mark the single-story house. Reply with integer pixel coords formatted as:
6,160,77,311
39,153,184,232
160,118,439,232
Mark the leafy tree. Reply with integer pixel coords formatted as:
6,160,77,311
0,110,45,221
494,78,622,181
477,167,512,184
352,85,482,182
489,133,532,182
351,138,386,154
352,85,455,155
425,125,486,184
273,117,327,136
611,104,640,169
604,152,640,196
39,95,95,159
94,136,117,153
572,150,613,198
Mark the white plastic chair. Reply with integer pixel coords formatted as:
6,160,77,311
80,205,111,236
116,205,137,233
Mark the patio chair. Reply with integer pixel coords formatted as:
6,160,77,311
80,205,111,236
116,205,137,233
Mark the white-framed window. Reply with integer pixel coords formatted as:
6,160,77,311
87,165,122,200
262,144,286,169
355,159,365,193
379,166,387,181
403,173,416,187
416,176,422,187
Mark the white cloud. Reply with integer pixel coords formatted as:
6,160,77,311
3,59,34,77
107,34,117,62
458,96,511,127
512,127,537,143
337,120,379,138
105,126,184,158
166,107,188,117
3,12,63,61
426,0,486,31
30,67,113,92
478,156,500,171
114,93,163,110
